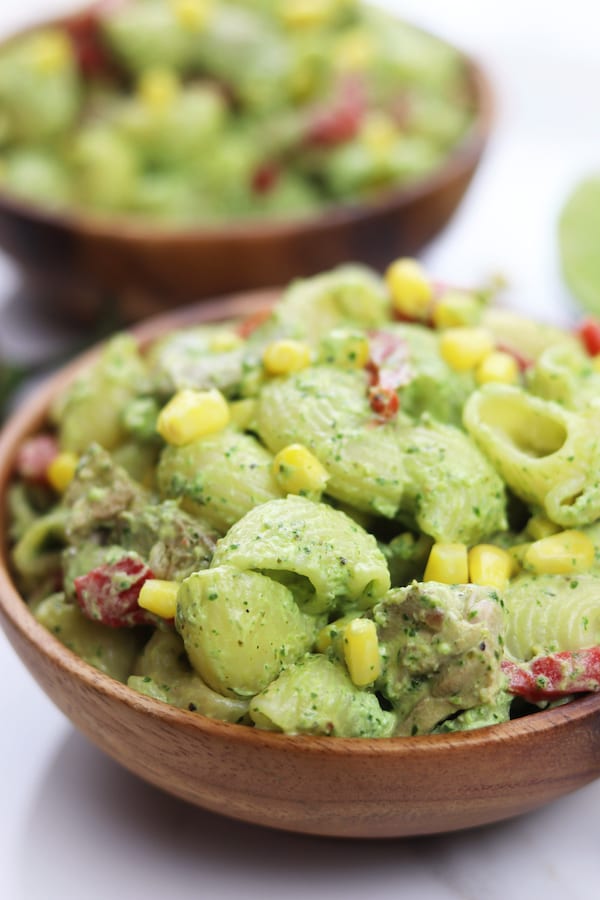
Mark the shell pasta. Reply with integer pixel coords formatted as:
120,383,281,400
10,258,600,737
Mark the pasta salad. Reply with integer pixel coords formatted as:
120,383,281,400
0,0,474,224
9,258,600,737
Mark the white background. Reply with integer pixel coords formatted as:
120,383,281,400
2,2,600,899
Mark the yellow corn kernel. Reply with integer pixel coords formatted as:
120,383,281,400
280,0,334,28
228,397,256,431
30,32,72,74
524,530,595,575
47,451,78,493
209,330,243,352
316,612,359,653
288,64,319,102
526,514,561,541
170,0,213,31
157,388,230,446
432,290,481,329
273,443,329,497
138,67,180,112
343,618,381,686
439,327,495,372
138,579,179,619
333,29,374,71
263,339,312,375
424,542,469,584
385,258,433,320
468,544,513,590
593,356,600,374
360,112,398,156
475,350,519,385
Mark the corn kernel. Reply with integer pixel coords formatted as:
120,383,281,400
385,258,433,320
360,112,398,156
30,32,72,74
343,618,381,686
273,443,329,497
288,64,319,102
47,451,78,492
424,542,469,584
228,398,256,431
138,67,180,112
280,0,334,28
524,530,595,575
475,350,519,385
333,30,374,71
263,339,312,375
170,0,213,31
526,514,561,541
209,330,243,352
138,579,179,619
593,356,600,374
439,327,495,372
316,612,359,653
432,290,482,329
157,388,230,446
468,544,513,590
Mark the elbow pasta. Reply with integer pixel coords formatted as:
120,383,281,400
11,259,600,738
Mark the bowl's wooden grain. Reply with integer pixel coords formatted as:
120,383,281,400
1,289,600,838
0,11,494,323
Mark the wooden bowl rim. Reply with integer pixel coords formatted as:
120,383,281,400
0,6,494,243
1,286,600,762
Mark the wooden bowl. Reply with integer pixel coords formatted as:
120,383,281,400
1,290,600,839
0,10,494,323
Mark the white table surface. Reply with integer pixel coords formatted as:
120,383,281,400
2,2,600,898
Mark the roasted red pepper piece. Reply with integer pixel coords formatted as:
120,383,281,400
236,307,272,339
495,341,534,373
305,76,366,147
368,385,399,419
502,647,600,703
577,318,600,357
251,162,281,195
15,434,59,484
64,2,122,79
74,557,156,628
365,331,411,420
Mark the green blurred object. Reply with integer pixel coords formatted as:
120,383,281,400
0,360,27,419
559,175,600,315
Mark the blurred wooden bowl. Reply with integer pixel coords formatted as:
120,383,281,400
1,290,600,839
0,10,494,323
